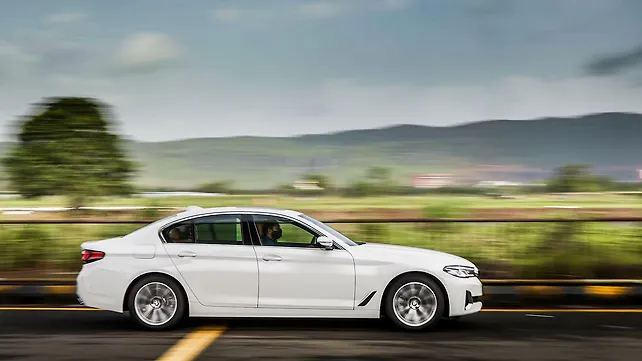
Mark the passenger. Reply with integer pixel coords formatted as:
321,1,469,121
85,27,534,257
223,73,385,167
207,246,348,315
169,228,184,243
261,221,282,246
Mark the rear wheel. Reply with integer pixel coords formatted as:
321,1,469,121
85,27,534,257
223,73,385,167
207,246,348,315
384,275,445,331
127,275,186,331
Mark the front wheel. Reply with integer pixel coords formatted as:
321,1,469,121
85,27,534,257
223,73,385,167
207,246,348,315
127,275,186,331
384,275,445,331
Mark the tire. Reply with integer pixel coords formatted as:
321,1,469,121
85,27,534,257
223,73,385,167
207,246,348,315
127,274,187,331
383,274,446,331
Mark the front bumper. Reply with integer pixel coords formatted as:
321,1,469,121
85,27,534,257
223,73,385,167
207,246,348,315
447,276,483,317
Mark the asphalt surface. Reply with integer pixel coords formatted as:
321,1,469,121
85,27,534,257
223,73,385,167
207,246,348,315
0,308,641,361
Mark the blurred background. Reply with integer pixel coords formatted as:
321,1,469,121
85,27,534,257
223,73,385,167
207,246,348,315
1,0,642,281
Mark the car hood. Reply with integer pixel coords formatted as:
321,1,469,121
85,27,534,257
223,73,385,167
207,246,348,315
352,242,475,268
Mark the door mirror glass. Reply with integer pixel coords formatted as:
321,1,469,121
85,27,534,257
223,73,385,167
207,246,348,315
317,236,333,250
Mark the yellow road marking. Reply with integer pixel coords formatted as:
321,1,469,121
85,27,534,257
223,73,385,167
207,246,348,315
44,285,76,294
0,278,76,282
156,326,225,361
483,279,642,284
515,285,562,295
482,309,642,313
0,285,16,292
0,307,100,311
584,286,630,297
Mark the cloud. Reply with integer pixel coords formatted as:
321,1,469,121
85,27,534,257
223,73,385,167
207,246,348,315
0,41,33,64
298,1,348,18
297,0,416,19
376,0,415,11
0,42,28,81
118,32,182,72
45,12,86,24
211,7,273,22
209,0,417,23
587,45,642,76
212,8,242,22
0,32,100,80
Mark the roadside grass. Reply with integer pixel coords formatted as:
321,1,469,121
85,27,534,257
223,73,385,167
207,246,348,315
0,220,640,279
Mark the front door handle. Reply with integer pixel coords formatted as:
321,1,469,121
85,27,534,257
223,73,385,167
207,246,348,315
262,254,282,262
178,251,197,258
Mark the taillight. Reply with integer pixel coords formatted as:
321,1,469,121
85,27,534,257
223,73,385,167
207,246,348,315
81,249,105,264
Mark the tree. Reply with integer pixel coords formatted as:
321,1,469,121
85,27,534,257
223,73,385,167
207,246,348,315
1,97,137,208
365,166,395,194
196,180,232,194
546,164,613,193
343,167,396,197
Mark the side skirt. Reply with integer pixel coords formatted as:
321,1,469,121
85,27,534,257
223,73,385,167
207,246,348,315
188,302,380,319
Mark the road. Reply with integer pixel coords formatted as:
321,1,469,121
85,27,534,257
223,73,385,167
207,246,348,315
0,307,641,361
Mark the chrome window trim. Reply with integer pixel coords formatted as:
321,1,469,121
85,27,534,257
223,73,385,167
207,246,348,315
157,210,348,250
158,211,246,245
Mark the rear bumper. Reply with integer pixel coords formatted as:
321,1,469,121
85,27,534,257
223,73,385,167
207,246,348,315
76,268,123,313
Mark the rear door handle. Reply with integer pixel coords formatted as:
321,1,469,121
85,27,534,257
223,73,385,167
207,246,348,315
262,254,282,262
178,251,197,258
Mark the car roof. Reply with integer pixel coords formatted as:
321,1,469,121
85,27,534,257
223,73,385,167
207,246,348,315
178,205,302,217
141,206,306,232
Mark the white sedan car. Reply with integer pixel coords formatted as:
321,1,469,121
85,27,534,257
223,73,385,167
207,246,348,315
76,206,483,331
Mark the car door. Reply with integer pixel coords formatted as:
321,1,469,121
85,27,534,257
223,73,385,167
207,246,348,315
249,213,356,310
162,213,259,308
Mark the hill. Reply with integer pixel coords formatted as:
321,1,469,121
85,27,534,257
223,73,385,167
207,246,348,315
4,112,642,189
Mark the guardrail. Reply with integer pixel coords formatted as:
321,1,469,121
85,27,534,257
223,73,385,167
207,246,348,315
0,217,641,280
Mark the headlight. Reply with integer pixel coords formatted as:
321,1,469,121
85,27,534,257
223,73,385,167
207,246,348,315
443,265,479,278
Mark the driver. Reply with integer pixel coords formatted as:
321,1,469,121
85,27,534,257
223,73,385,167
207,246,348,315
261,221,282,246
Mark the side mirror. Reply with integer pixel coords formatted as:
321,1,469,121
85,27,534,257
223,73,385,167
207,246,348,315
317,236,334,250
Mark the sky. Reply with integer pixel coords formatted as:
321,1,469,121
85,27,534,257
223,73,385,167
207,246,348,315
1,0,642,142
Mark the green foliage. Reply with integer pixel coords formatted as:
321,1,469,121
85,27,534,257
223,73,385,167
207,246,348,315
136,200,163,221
0,225,53,270
343,167,397,197
1,97,137,207
96,224,143,239
357,223,388,243
421,201,468,237
196,181,233,194
422,201,468,219
546,164,615,193
343,180,378,197
0,220,640,278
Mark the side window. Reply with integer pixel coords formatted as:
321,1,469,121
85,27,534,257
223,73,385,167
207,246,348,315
252,215,320,248
163,221,195,243
193,215,243,245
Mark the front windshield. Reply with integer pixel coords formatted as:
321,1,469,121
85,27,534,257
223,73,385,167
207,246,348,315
299,214,361,246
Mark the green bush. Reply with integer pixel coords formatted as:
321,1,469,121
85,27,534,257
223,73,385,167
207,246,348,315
0,225,53,270
0,221,640,278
